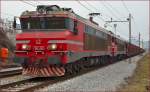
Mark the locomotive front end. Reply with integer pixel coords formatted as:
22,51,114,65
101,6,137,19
14,5,77,77
15,34,68,77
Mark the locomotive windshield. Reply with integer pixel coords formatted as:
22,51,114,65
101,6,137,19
20,17,73,31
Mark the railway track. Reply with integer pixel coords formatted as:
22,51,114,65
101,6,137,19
0,67,22,78
0,77,37,92
0,61,117,92
0,54,143,92
0,64,20,69
0,71,90,92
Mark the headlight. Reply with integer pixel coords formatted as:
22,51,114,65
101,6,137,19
51,44,57,50
22,44,30,50
48,44,57,50
22,44,27,49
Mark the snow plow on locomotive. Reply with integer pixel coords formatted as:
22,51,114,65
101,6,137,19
13,5,145,77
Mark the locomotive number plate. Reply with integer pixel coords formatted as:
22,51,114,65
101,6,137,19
34,46,45,50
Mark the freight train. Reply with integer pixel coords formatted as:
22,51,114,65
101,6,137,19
13,5,145,77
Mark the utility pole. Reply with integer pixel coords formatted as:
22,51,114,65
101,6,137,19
142,39,144,49
105,13,132,44
0,0,2,19
139,32,141,48
149,22,150,54
114,24,117,37
128,13,132,44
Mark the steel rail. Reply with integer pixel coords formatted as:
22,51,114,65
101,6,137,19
0,68,22,78
0,77,36,92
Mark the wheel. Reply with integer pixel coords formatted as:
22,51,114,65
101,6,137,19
65,64,73,75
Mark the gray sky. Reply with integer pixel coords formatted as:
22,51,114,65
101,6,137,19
1,1,149,41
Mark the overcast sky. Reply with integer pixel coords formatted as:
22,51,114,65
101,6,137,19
1,0,149,41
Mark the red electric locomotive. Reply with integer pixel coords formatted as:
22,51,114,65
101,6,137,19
13,5,144,77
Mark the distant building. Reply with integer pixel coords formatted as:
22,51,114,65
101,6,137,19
0,18,4,31
0,18,14,32
0,18,21,45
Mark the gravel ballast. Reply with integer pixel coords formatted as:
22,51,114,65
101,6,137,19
36,53,145,92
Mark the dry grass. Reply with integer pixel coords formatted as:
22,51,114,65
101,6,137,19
118,53,150,92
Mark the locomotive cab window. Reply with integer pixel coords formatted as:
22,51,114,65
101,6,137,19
73,20,78,35
20,17,74,31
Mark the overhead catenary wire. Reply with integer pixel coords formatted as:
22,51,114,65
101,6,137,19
121,0,131,13
2,1,37,22
2,1,36,19
104,1,127,18
99,0,130,27
19,0,36,7
83,1,114,28
84,1,112,19
132,15,142,41
103,0,137,41
121,0,139,40
84,1,131,31
121,1,141,44
76,0,114,29
76,0,106,23
100,1,129,27
100,1,130,35
100,1,122,21
28,1,39,6
76,0,93,12
99,1,134,41
99,0,134,40
33,0,45,5
1,1,37,20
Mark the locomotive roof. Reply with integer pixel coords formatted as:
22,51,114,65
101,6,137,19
20,9,128,43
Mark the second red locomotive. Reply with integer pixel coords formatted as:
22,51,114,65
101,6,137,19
13,5,144,77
